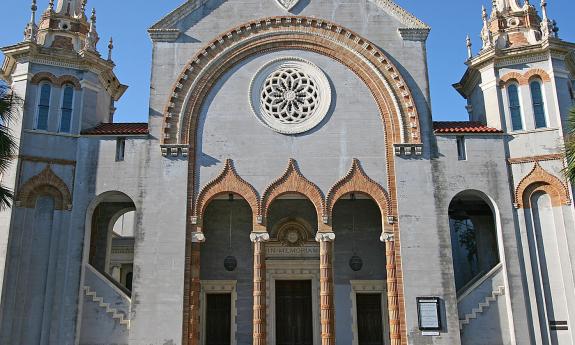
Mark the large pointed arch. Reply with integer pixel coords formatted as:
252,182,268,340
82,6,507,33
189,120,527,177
194,159,260,225
326,159,392,223
260,159,324,225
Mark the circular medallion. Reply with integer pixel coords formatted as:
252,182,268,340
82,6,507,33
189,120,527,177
250,57,332,134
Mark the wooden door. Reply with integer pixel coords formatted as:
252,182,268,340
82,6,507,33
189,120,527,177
276,280,313,345
357,293,384,345
206,293,231,345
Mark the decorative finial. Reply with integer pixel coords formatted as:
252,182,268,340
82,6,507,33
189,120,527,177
81,0,87,15
541,0,548,20
481,5,494,49
48,0,54,12
24,0,38,42
83,8,99,53
107,37,114,61
491,0,499,17
466,34,473,59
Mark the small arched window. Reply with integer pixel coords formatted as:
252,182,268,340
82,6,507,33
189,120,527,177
59,85,74,133
36,83,51,131
530,81,547,128
507,84,523,131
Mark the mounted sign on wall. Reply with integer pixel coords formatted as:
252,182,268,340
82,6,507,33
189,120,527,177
416,297,441,336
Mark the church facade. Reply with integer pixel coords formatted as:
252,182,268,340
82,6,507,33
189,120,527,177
1,0,575,344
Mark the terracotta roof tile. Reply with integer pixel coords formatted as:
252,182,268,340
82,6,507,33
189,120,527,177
433,121,502,134
82,123,149,136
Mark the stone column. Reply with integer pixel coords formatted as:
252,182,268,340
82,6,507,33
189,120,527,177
316,232,336,345
110,264,122,282
251,232,270,345
189,232,205,345
381,232,400,345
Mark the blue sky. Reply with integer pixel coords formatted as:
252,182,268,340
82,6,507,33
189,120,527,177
1,0,573,122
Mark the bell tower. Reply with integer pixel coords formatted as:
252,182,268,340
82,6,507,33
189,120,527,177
454,0,574,142
0,1,126,343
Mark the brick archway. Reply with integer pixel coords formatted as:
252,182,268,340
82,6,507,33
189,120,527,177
15,165,72,211
515,162,570,208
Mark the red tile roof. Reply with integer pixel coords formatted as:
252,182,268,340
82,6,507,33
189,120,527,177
82,123,149,136
433,121,502,134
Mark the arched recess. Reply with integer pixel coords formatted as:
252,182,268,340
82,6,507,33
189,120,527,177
448,190,501,292
194,159,260,228
162,16,422,147
83,191,136,293
15,165,72,211
326,159,392,227
260,159,324,227
515,162,570,209
499,69,552,87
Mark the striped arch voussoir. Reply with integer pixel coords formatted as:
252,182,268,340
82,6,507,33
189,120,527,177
326,159,392,221
261,159,325,224
194,159,260,225
515,162,570,208
161,16,423,146
499,68,552,87
15,165,72,211
31,72,82,89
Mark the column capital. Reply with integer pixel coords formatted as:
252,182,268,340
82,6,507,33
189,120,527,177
191,232,206,243
380,232,395,243
250,232,270,243
315,232,335,242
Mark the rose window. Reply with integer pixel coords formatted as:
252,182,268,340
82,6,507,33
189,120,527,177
250,58,331,134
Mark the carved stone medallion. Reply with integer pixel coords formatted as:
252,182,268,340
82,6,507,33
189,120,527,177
276,221,310,247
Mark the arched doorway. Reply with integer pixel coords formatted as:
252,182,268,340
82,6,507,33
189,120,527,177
332,193,388,345
448,191,500,292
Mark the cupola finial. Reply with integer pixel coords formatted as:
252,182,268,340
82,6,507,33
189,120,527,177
466,34,473,60
107,37,114,61
481,6,493,49
83,8,99,53
24,0,38,42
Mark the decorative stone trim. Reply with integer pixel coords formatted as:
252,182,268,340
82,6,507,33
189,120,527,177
191,232,206,243
194,159,260,226
161,144,189,157
261,159,324,224
507,153,563,164
397,28,430,41
325,159,391,223
30,71,82,89
393,144,423,156
161,16,423,147
499,68,552,86
315,232,336,243
15,165,72,211
514,162,570,208
250,232,271,243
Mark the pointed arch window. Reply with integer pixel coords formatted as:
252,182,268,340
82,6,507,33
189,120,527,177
530,81,547,128
59,85,74,133
507,84,523,131
36,83,51,131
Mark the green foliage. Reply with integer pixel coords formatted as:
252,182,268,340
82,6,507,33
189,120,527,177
565,107,575,182
0,83,20,210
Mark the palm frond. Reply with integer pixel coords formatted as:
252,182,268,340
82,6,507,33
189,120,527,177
0,84,22,126
564,107,575,182
0,185,13,211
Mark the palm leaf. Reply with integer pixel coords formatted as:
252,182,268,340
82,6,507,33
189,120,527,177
564,107,575,182
0,186,13,211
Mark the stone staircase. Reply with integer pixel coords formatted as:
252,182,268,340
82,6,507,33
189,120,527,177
459,285,505,330
83,285,131,329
